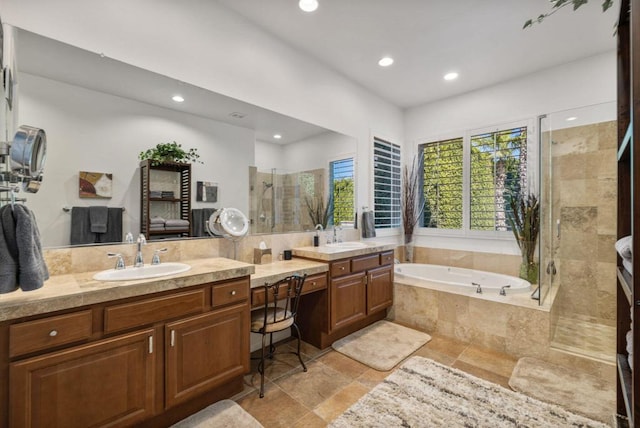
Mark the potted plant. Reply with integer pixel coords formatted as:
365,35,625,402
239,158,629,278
507,193,540,284
401,156,424,262
139,141,202,165
305,193,334,230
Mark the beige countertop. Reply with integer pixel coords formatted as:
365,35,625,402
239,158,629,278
292,242,396,261
0,257,254,322
251,259,329,287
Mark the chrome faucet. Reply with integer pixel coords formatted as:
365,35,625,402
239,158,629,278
472,282,482,294
151,248,168,265
500,285,511,296
107,252,125,270
134,234,146,267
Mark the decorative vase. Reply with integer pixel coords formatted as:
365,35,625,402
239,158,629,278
404,234,414,263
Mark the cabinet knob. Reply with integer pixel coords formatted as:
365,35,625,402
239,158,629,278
311,282,316,286
340,267,345,270
230,290,237,296
49,330,58,337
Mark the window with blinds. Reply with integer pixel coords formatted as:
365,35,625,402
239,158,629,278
420,137,464,229
373,138,401,228
330,157,354,226
470,126,527,231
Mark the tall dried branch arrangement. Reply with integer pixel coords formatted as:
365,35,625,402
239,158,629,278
305,193,334,229
402,156,424,242
507,193,540,264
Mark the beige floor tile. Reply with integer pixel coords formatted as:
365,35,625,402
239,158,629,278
355,367,392,389
316,351,370,379
250,350,307,383
451,360,512,389
456,344,517,378
425,334,468,358
237,382,309,428
314,381,369,423
291,411,328,428
274,361,352,409
411,346,457,366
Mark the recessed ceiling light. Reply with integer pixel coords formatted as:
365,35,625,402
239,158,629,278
378,57,394,67
443,72,459,81
172,95,185,103
566,116,577,121
299,0,318,12
273,134,282,139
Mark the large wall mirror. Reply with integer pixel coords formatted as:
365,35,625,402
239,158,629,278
11,27,357,248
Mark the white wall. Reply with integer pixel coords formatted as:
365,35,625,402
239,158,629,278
20,73,255,247
254,140,285,172
283,132,357,172
0,0,405,220
404,51,616,254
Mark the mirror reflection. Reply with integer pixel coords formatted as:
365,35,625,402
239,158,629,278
11,27,357,248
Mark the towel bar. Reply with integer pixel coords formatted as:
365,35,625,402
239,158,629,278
63,206,125,212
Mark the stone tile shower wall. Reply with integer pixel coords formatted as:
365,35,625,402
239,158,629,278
549,121,617,326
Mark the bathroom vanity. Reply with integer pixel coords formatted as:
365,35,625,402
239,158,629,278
0,258,254,428
292,243,396,349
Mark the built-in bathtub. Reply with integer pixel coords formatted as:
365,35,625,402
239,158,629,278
394,263,530,295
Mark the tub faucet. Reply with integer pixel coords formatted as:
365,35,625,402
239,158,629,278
472,282,482,294
500,285,511,296
134,234,146,267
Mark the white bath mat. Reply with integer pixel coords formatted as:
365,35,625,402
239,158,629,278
330,356,608,428
171,399,263,428
331,320,431,371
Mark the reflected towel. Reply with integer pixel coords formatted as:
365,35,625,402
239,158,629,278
70,207,96,245
97,208,123,244
361,210,376,239
191,208,216,237
165,219,190,227
89,206,108,233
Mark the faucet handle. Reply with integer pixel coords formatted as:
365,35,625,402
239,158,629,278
124,232,134,243
500,285,511,296
137,234,147,244
107,252,125,270
151,248,168,265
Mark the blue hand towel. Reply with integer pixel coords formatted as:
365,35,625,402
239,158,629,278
89,206,108,233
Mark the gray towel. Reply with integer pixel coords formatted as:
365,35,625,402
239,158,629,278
165,218,190,227
97,208,123,244
361,210,376,239
70,207,96,245
13,204,49,291
0,205,19,293
89,206,108,233
191,208,216,237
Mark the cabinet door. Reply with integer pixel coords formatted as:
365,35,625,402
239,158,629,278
10,329,156,428
330,272,366,332
165,302,249,408
367,265,393,314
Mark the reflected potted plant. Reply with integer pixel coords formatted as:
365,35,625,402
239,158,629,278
305,193,334,230
402,156,424,262
507,193,540,284
139,141,202,165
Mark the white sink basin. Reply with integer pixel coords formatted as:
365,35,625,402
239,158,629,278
324,242,369,249
93,262,191,281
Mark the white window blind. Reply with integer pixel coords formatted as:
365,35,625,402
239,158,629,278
373,138,401,228
330,157,354,226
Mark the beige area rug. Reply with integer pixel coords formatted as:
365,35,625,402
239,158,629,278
509,357,615,424
331,320,431,371
330,356,609,428
171,399,263,428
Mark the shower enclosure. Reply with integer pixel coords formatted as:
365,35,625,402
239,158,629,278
248,166,326,234
539,101,617,363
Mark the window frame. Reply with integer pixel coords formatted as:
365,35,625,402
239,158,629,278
416,118,536,241
329,155,356,228
371,137,402,232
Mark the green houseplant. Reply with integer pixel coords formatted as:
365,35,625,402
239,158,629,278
507,193,540,284
305,193,334,230
139,141,202,165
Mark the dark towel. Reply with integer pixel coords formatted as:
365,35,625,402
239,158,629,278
191,208,216,237
13,204,49,291
361,210,376,239
97,208,123,244
70,207,96,245
89,206,108,233
0,205,19,293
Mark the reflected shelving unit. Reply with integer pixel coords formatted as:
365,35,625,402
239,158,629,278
616,0,639,425
140,160,191,240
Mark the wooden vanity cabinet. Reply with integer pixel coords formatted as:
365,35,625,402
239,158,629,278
2,276,250,428
298,250,394,349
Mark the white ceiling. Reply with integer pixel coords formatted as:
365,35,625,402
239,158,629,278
217,0,619,109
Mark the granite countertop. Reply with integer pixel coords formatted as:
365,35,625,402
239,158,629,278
292,241,396,261
251,259,329,288
0,257,255,322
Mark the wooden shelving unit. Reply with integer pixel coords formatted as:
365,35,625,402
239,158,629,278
616,0,639,425
140,160,191,240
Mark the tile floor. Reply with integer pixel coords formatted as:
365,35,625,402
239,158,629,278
551,315,616,363
233,332,521,427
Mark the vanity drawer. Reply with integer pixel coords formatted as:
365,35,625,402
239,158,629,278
212,279,249,307
331,260,351,277
104,289,205,333
351,254,380,272
380,251,394,266
303,273,327,294
9,310,93,358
